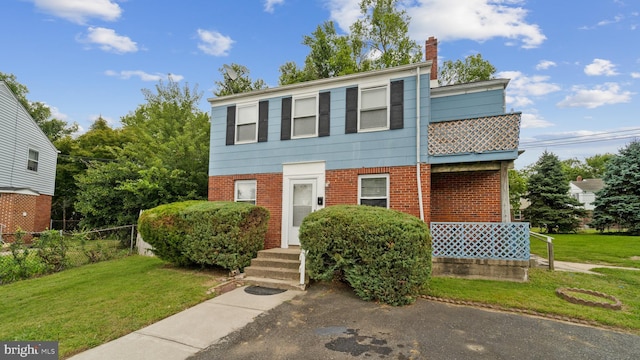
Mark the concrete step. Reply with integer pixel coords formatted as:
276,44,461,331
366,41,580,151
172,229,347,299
244,266,300,281
242,276,306,291
256,248,301,261
250,257,300,270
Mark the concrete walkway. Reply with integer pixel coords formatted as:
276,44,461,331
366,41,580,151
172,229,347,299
69,286,302,360
532,255,640,275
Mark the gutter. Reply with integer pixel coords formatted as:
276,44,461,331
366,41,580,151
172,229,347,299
416,67,425,221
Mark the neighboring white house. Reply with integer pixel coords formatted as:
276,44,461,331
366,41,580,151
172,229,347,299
569,176,604,211
0,81,58,241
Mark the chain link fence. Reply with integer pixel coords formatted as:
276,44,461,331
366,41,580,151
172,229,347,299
1,225,136,285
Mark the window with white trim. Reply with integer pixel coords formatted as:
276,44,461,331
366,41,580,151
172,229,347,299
236,103,258,143
292,95,317,138
235,180,257,204
358,174,389,208
359,85,388,131
27,149,39,172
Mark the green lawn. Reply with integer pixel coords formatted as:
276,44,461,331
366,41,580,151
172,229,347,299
530,232,640,268
0,256,223,358
425,232,640,334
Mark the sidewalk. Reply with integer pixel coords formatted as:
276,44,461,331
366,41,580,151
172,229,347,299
531,254,640,274
69,285,303,360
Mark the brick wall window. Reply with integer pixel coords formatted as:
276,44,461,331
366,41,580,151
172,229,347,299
27,149,39,172
358,174,389,208
235,180,256,204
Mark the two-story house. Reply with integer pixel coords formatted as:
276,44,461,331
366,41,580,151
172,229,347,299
208,38,522,255
0,81,58,242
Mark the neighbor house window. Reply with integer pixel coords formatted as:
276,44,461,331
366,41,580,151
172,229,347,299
359,85,388,131
236,103,258,143
27,149,39,172
358,174,389,208
292,95,317,138
235,180,257,204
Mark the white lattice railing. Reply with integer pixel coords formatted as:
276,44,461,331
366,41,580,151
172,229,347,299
428,113,521,156
431,222,530,260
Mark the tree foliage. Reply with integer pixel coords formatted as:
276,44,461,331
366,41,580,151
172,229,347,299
75,79,210,228
591,141,640,234
438,54,497,86
560,154,613,182
0,71,77,141
523,151,586,233
508,169,527,219
279,0,421,85
213,63,267,96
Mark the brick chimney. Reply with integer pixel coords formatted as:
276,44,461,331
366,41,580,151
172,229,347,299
425,36,438,81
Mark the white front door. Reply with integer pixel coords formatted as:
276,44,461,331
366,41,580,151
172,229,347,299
288,179,317,246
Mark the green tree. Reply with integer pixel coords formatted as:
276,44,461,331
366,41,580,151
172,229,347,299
523,151,586,233
561,158,592,182
439,54,497,86
213,63,267,96
591,141,640,234
0,71,77,141
508,169,527,219
585,153,614,178
351,0,422,69
278,0,420,85
75,80,211,228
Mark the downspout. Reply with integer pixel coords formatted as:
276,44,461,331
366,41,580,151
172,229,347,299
416,66,425,221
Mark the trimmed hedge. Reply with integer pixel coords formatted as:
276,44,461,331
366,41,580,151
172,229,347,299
138,201,269,270
300,205,431,306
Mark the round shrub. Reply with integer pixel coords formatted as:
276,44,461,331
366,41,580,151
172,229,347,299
138,201,269,270
300,205,431,306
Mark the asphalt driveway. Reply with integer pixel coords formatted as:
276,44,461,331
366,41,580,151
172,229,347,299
190,281,640,360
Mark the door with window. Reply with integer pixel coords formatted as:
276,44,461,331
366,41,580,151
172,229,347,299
288,179,317,246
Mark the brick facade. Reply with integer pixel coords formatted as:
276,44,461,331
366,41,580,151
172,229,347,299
0,193,52,242
430,170,502,222
209,164,437,249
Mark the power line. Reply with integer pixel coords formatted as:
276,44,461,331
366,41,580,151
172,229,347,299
519,128,640,149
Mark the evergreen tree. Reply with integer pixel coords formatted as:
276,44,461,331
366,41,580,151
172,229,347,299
591,141,640,234
524,151,586,233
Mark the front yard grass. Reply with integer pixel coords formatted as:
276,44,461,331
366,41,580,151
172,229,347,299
425,232,640,334
0,256,225,358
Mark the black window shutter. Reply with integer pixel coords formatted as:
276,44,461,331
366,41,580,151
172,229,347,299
225,105,236,145
318,92,330,137
258,100,269,142
281,97,292,140
390,80,404,130
345,87,358,134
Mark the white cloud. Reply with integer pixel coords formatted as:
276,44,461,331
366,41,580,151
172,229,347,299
325,0,546,48
631,72,640,78
520,112,554,129
43,103,69,121
557,83,633,109
105,70,184,82
584,59,619,76
30,0,122,24
80,27,137,53
264,0,285,13
197,29,234,56
405,0,546,49
535,60,556,70
498,71,561,108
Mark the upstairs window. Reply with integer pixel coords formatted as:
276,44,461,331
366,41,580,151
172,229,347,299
359,85,388,131
358,174,389,208
27,149,39,172
235,180,256,205
292,95,317,138
236,103,258,143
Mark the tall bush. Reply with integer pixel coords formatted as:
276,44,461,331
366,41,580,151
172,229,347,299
300,205,431,306
138,201,269,270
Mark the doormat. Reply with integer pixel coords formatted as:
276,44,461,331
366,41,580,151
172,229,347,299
244,286,287,296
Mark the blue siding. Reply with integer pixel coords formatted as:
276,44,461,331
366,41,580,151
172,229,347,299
209,75,430,176
431,89,504,122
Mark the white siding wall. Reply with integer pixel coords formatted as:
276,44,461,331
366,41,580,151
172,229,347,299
0,82,58,195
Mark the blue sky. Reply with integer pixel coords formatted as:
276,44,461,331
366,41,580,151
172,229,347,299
2,0,639,169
